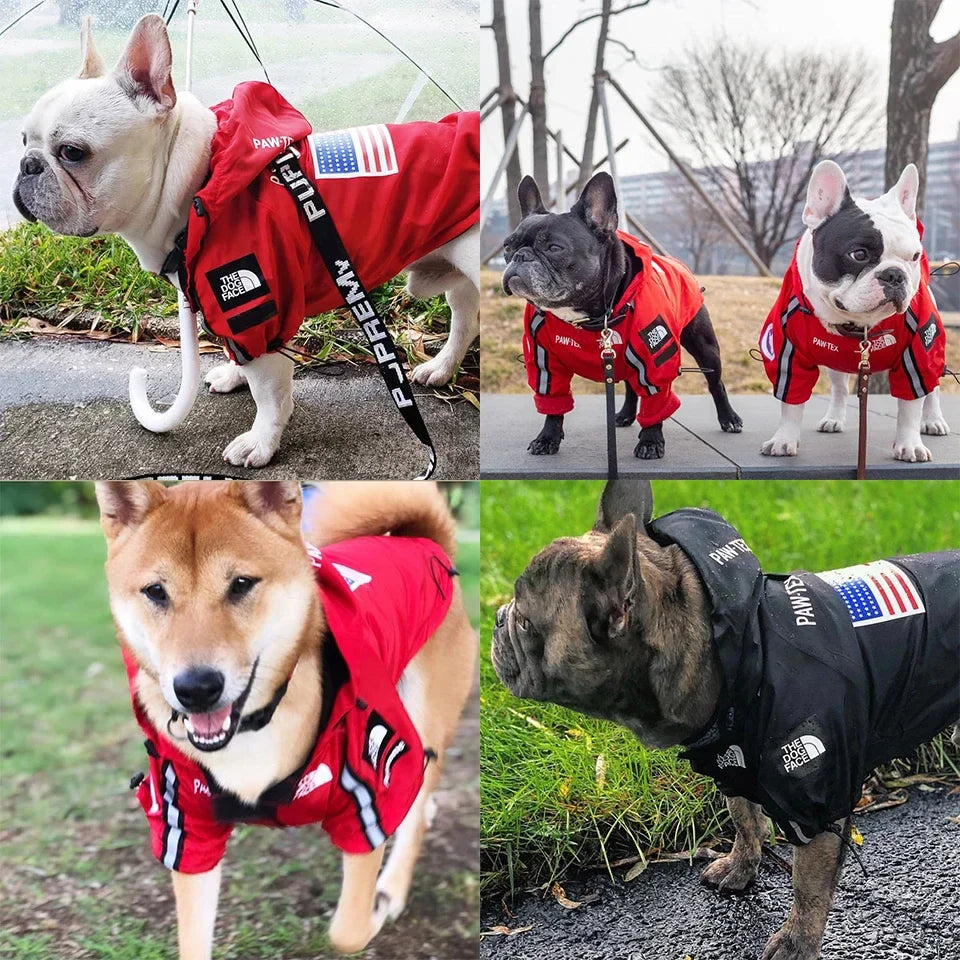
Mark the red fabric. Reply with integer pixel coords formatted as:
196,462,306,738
124,536,455,874
181,83,480,363
759,237,945,404
522,233,704,427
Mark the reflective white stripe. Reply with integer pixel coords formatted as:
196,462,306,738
162,762,183,870
789,820,813,844
340,765,386,848
382,739,407,788
625,344,658,394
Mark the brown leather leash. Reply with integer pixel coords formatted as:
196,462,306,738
856,337,871,480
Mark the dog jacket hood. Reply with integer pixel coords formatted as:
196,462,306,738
522,232,704,427
178,82,480,363
647,508,960,845
759,225,945,403
124,535,455,873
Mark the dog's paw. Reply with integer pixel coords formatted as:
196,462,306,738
205,362,247,394
892,439,932,462
634,438,665,459
328,910,378,955
920,416,950,437
528,433,562,455
373,880,408,924
700,854,758,893
760,437,799,457
760,925,819,960
720,410,743,433
222,430,280,468
615,410,636,427
816,414,845,433
410,354,457,387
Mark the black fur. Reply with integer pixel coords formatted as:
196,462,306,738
811,191,883,285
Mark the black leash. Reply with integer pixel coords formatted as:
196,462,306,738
269,146,438,479
599,317,618,479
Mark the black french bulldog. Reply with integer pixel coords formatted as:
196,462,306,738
501,173,742,459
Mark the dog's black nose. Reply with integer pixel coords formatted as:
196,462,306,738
19,155,43,176
174,667,225,712
877,266,906,289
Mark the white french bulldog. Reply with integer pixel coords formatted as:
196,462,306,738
760,159,949,462
13,15,480,468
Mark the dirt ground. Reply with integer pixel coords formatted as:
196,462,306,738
480,268,960,398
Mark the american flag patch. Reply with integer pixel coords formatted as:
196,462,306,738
307,125,398,179
816,560,924,627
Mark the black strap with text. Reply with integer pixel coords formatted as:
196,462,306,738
269,147,437,479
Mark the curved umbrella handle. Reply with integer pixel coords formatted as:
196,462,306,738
128,292,200,433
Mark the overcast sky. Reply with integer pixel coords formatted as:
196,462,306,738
481,0,960,195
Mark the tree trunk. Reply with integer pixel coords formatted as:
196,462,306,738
529,0,550,196
886,0,960,209
576,0,612,194
492,0,524,229
875,0,959,393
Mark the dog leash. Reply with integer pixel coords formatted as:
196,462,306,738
268,145,438,479
856,338,871,481
599,310,619,479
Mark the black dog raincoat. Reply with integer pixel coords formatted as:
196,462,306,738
646,508,959,844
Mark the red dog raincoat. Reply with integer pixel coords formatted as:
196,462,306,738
176,83,480,363
125,536,455,874
522,233,704,427
759,231,945,404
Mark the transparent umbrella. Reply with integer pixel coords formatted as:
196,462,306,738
0,0,479,225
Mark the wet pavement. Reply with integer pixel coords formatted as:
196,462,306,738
481,785,960,960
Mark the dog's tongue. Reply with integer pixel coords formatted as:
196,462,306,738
188,704,231,736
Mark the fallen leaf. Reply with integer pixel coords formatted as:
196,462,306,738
462,390,480,409
595,753,606,790
849,824,864,846
549,882,599,909
479,924,534,938
623,859,647,882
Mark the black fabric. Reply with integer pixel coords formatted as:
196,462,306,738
648,508,960,844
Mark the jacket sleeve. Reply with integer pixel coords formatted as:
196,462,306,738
888,303,945,401
137,739,232,874
522,306,574,416
760,310,819,405
625,318,682,427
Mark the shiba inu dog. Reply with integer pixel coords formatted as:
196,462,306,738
96,479,475,959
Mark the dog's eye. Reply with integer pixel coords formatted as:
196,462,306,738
228,576,259,601
849,248,868,263
21,132,26,147
548,243,563,253
912,251,921,261
516,613,530,633
142,583,168,606
58,144,86,163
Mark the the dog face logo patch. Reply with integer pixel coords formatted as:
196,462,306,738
868,331,897,350
918,315,940,351
816,560,924,627
205,253,270,311
640,318,671,353
332,562,372,591
760,324,776,361
716,744,745,769
294,762,333,800
364,712,392,770
781,734,825,772
774,717,828,779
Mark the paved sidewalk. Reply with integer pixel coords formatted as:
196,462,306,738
0,338,478,479
481,393,960,478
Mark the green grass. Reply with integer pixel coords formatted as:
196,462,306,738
0,495,479,960
479,480,960,895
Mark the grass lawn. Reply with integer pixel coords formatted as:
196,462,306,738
479,480,960,896
0,494,480,960
480,268,960,397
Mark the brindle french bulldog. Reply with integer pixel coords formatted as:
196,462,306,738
491,479,954,960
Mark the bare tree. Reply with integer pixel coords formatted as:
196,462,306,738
665,174,727,274
655,39,882,266
490,0,523,229
886,0,960,209
528,0,549,193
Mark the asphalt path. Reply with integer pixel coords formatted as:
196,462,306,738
0,338,478,479
481,785,960,960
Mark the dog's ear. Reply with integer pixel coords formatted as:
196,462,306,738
518,176,548,218
236,482,303,536
887,163,919,219
114,14,176,112
572,172,618,237
78,16,106,79
803,160,849,229
584,513,641,639
595,479,653,532
96,481,167,539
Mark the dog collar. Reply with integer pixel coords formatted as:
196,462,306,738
236,676,291,733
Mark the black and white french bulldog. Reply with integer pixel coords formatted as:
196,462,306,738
12,15,479,468
761,160,949,461
501,173,741,460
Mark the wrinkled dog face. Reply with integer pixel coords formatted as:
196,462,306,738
500,173,619,312
801,160,923,328
13,16,177,237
